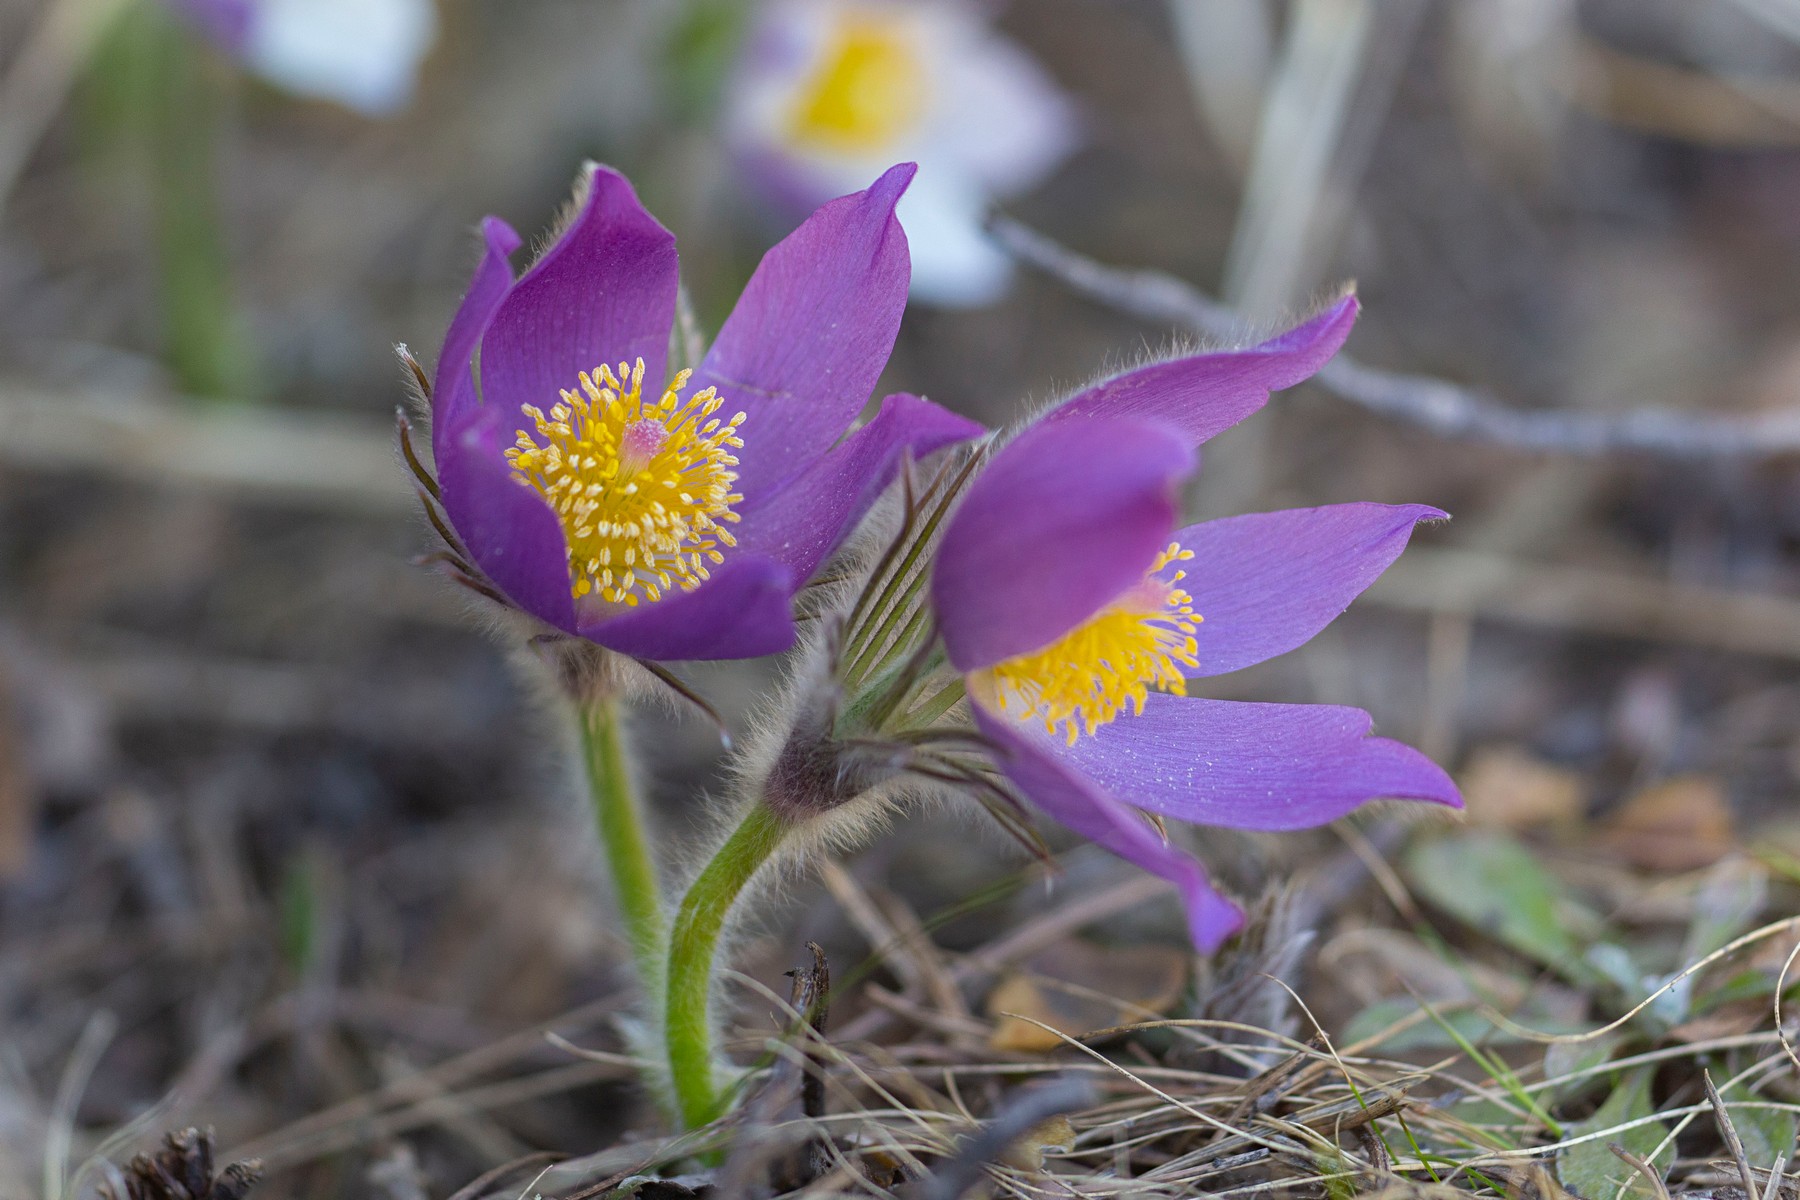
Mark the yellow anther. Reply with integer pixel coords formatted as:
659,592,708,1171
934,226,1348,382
985,542,1202,744
506,358,747,607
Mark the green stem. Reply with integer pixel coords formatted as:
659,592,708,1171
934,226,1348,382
579,697,666,993
96,3,254,400
664,801,789,1129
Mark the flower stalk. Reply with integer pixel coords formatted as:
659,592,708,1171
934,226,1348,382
577,695,667,994
665,800,790,1129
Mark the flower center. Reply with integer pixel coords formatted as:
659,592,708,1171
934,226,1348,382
786,13,927,154
986,543,1201,744
505,359,746,607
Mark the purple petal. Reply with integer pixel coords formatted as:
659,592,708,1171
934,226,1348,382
478,166,678,425
431,216,521,464
1056,694,1463,832
1174,503,1447,677
933,419,1191,673
578,556,796,661
438,412,576,634
1044,296,1357,446
167,0,253,50
973,705,1245,953
735,394,984,581
695,163,915,502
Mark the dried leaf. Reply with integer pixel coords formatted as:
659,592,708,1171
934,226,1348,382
986,939,1187,1053
1462,745,1587,831
1597,776,1734,871
998,1114,1076,1171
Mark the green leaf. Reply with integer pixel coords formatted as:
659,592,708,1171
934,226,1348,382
1543,1032,1628,1104
1694,967,1797,1012
1406,832,1605,987
278,852,319,975
1557,1067,1671,1200
1685,859,1769,966
661,0,751,120
1343,998,1512,1052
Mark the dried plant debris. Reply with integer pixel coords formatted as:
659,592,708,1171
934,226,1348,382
530,836,1800,1200
101,1129,262,1200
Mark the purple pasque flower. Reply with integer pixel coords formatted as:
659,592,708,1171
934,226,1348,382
164,0,437,116
727,0,1078,307
929,297,1462,952
166,0,253,48
428,162,982,663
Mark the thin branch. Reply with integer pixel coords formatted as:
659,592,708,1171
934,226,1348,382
1705,1071,1759,1200
992,217,1800,460
1609,1143,1672,1200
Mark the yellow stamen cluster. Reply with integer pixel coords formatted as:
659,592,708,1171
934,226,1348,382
505,358,746,607
988,543,1201,744
786,14,927,154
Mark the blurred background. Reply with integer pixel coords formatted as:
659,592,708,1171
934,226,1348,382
2,0,1799,1192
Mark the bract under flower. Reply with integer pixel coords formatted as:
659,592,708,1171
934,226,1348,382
728,0,1078,307
427,162,983,662
930,304,1461,951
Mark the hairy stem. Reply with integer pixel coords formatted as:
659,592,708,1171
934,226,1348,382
664,801,789,1129
579,696,666,993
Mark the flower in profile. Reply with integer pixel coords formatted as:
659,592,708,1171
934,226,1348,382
421,162,982,662
929,298,1463,950
727,0,1078,307
165,0,437,115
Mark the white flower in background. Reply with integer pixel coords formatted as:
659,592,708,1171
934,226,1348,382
728,0,1079,307
168,0,438,116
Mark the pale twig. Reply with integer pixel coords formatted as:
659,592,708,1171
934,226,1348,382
1366,545,1800,661
0,384,407,511
1766,1156,1792,1200
0,0,133,216
992,218,1800,459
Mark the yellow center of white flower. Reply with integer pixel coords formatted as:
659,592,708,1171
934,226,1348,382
504,359,746,607
985,543,1201,744
786,13,927,154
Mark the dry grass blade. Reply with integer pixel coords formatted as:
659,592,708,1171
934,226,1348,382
46,1011,117,1200
441,1152,562,1200
1609,1143,1673,1200
1764,1156,1791,1200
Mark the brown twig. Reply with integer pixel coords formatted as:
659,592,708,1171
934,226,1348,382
1609,1143,1673,1200
1706,1070,1760,1200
